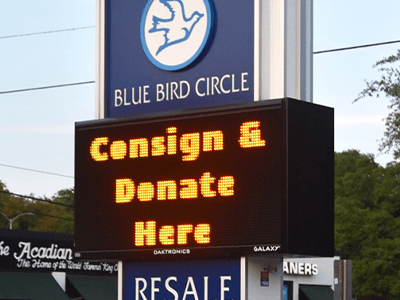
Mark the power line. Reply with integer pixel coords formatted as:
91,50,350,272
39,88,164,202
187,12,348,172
0,26,95,40
0,202,73,222
314,40,400,54
0,191,73,208
0,163,73,179
0,40,398,96
0,81,95,95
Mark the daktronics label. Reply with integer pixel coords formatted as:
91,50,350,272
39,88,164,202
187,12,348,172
75,104,284,259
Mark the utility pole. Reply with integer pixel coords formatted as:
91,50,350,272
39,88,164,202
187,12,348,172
0,211,34,230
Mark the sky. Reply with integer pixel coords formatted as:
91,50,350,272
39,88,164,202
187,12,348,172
1,0,400,198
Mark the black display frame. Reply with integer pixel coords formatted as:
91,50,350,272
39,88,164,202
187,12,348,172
74,99,334,260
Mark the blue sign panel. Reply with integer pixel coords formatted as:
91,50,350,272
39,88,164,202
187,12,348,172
283,284,288,300
123,259,241,300
106,0,254,118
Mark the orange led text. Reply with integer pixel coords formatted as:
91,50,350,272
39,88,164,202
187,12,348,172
115,172,234,203
90,121,266,163
90,127,224,162
134,221,211,246
239,121,266,148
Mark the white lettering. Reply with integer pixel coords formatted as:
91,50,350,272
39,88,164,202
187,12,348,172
124,88,131,106
14,242,31,260
157,84,165,102
166,277,179,300
284,262,318,276
153,249,191,255
231,74,240,93
151,277,161,300
220,276,231,300
170,82,179,100
143,85,150,103
211,76,221,95
115,89,123,107
182,277,199,300
220,74,231,94
283,262,289,274
31,247,39,258
253,245,281,252
289,262,297,274
204,276,209,300
241,72,249,91
304,263,312,275
195,78,206,97
180,81,190,99
312,264,318,275
0,241,10,256
298,263,304,275
136,278,148,300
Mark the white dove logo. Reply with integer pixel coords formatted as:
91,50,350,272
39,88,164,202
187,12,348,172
141,0,213,71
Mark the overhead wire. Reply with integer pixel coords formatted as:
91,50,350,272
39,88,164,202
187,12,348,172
0,81,95,95
0,40,398,95
0,190,73,208
314,39,400,54
0,28,399,196
0,201,73,222
0,163,73,179
0,25,95,95
0,26,95,40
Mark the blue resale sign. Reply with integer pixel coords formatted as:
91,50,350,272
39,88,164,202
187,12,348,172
105,0,254,118
123,259,241,300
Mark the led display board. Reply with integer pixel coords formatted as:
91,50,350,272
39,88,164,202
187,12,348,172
75,99,334,260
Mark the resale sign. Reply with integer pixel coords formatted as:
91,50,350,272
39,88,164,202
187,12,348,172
123,259,241,300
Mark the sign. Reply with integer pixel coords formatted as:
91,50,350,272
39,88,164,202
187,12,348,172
104,0,254,118
123,259,241,300
96,0,313,118
283,261,318,276
0,229,117,275
75,99,334,260
283,284,289,300
260,271,269,287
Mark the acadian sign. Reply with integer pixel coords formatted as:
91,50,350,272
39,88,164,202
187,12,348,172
105,0,254,118
0,230,117,275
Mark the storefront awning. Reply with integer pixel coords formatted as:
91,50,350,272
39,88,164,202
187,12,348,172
299,285,333,300
0,272,70,300
67,274,118,300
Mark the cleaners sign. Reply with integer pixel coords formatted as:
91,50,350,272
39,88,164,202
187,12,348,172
102,0,254,118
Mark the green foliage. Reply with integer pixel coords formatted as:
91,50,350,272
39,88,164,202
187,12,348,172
335,150,400,300
355,49,400,160
0,180,74,234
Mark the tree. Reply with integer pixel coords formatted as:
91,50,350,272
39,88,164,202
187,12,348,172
0,181,36,230
335,150,400,300
355,50,400,160
0,180,74,234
